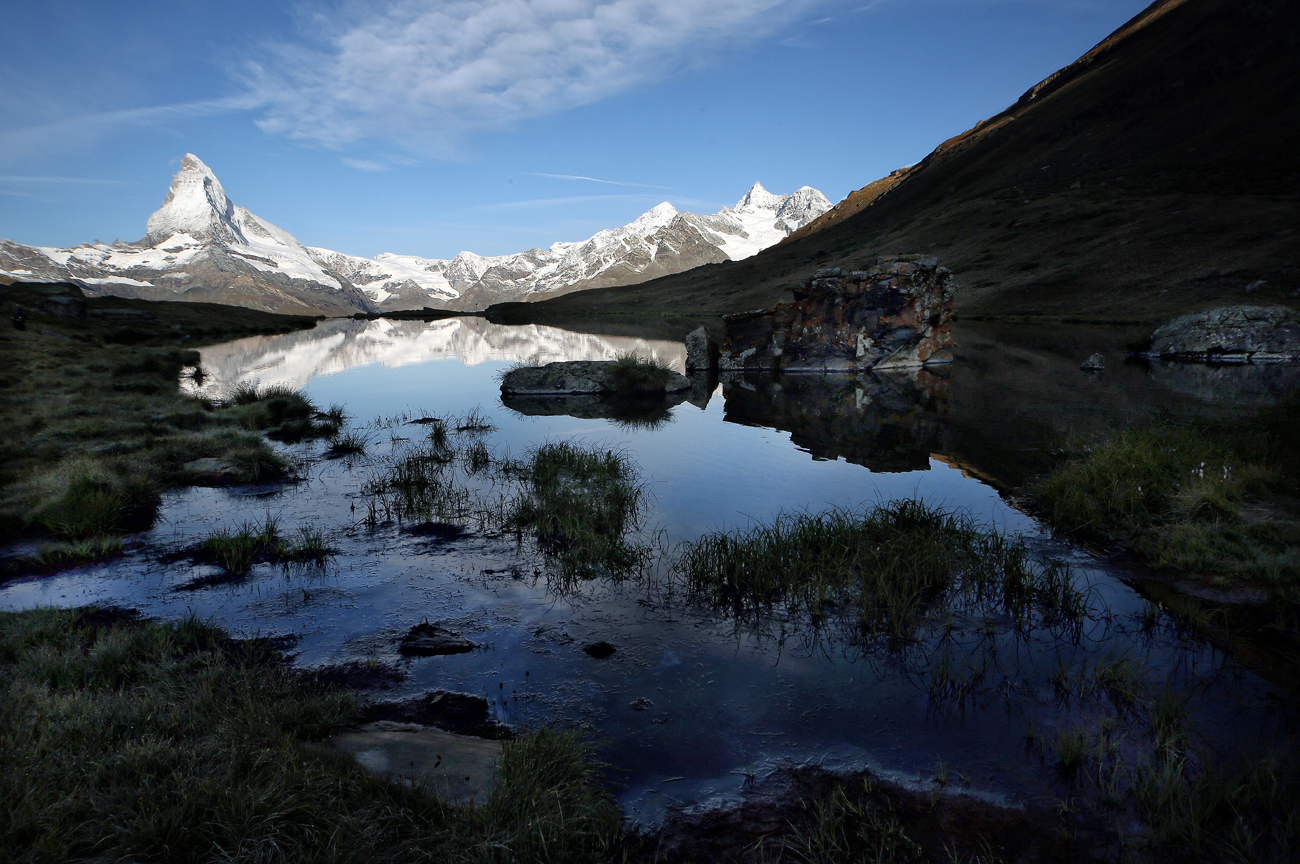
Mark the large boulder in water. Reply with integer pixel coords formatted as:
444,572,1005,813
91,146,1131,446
499,359,691,396
719,256,955,372
1143,305,1300,363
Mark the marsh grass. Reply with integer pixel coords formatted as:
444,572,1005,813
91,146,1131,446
223,383,340,443
1031,421,1299,588
783,781,922,864
325,428,372,457
1033,660,1300,863
198,516,331,577
0,607,625,864
675,500,1083,643
506,442,651,580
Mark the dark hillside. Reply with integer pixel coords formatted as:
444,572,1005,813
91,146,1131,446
513,0,1298,329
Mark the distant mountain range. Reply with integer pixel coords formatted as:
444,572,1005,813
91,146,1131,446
0,155,829,317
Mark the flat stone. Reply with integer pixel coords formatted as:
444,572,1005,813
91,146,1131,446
315,722,502,803
183,457,242,486
399,622,477,656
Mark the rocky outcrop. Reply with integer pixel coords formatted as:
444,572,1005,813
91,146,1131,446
499,360,691,396
719,256,954,372
1142,306,1300,363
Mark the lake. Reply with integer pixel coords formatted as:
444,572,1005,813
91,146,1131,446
3,315,1294,825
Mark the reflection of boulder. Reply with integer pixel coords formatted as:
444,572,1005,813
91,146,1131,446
720,368,948,472
1147,359,1300,407
719,256,954,372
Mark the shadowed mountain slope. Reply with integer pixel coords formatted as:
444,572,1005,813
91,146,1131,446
512,0,1299,329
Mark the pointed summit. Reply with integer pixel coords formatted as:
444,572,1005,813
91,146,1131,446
735,182,786,212
144,153,240,245
628,202,679,235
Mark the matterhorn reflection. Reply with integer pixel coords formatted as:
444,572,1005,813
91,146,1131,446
181,317,687,400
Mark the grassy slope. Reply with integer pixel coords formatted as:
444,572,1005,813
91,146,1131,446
509,0,1299,332
0,282,324,552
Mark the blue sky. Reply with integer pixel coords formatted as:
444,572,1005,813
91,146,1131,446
1,0,1149,260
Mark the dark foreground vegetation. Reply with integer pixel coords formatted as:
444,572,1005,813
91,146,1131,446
1030,404,1300,598
0,283,340,576
0,608,624,864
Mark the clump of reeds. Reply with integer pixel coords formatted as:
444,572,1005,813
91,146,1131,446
603,352,675,395
0,607,625,863
198,515,331,577
324,429,371,457
505,441,651,579
221,383,341,443
675,499,1082,643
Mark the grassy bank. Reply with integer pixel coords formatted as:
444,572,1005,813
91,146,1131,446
0,284,341,572
0,607,624,864
1029,410,1300,593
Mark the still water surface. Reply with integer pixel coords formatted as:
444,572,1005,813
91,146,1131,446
2,316,1293,823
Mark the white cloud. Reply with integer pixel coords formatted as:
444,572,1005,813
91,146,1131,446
246,0,822,152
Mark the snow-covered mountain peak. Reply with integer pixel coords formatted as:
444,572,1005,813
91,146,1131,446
144,153,238,244
735,181,785,212
628,202,679,234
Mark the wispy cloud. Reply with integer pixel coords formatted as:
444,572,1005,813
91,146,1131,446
246,0,825,152
0,175,127,185
0,97,257,168
528,172,670,189
342,158,389,172
474,193,659,211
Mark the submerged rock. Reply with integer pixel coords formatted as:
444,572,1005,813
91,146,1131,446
1143,305,1300,363
719,256,955,372
363,689,513,739
499,359,691,395
583,641,616,659
398,622,477,656
1081,352,1105,371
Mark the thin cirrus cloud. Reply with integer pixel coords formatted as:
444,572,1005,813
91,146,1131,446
245,0,824,153
527,172,671,189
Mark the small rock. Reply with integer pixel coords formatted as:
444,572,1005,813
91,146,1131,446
1080,352,1105,371
399,622,477,657
583,641,616,659
630,696,654,711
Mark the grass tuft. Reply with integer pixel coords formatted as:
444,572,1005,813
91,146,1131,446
604,352,675,395
675,499,1082,643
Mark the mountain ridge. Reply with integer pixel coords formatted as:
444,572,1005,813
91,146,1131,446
514,0,1299,330
0,159,829,317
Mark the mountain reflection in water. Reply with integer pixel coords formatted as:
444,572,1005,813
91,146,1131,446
182,316,686,401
